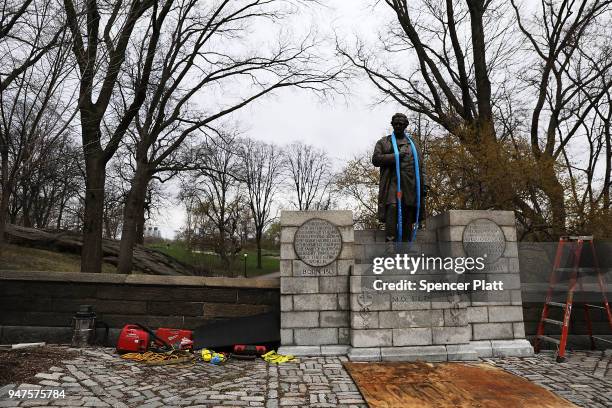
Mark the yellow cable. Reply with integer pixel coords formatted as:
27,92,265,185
120,350,195,366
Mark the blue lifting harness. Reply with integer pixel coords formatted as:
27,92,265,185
390,131,421,243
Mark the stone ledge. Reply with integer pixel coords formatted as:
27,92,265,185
347,347,381,361
321,345,351,356
446,344,479,361
491,339,534,357
277,345,321,356
280,210,353,227
347,345,479,362
426,210,516,229
0,270,280,289
381,345,448,362
469,340,493,358
278,341,533,360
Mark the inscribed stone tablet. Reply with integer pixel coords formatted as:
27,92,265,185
294,218,343,267
462,218,506,263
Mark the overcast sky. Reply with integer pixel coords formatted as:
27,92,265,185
153,1,408,238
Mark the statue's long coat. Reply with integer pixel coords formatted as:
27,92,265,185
372,134,426,223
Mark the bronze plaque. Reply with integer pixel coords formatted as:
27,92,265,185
462,218,506,263
293,218,343,267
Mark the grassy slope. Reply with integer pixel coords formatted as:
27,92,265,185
0,244,118,273
148,242,279,278
0,242,280,277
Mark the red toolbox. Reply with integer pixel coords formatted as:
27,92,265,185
154,328,193,349
116,324,150,354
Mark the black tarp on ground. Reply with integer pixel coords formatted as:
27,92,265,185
192,312,280,349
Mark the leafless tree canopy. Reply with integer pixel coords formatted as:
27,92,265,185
179,131,245,269
3,0,612,277
283,141,334,211
240,138,283,268
112,0,347,273
339,0,612,238
0,2,75,245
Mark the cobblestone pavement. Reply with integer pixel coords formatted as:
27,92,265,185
0,347,366,408
0,346,610,407
488,350,612,408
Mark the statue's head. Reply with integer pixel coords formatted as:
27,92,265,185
391,113,408,135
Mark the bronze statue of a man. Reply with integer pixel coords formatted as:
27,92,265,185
372,113,427,242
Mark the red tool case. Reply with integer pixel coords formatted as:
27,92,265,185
154,328,193,349
233,345,267,355
116,324,150,354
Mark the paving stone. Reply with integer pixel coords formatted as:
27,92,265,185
38,380,61,387
5,345,611,408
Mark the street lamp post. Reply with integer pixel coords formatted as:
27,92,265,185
243,253,248,277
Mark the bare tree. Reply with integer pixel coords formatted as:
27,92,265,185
114,0,346,273
0,33,75,243
339,0,612,238
559,72,612,236
512,0,612,237
599,89,612,211
62,0,173,272
0,0,64,244
283,142,333,210
9,135,82,229
180,132,244,270
335,151,379,229
0,0,62,93
240,139,283,269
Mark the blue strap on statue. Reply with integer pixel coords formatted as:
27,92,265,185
390,133,402,242
407,134,421,242
391,131,421,243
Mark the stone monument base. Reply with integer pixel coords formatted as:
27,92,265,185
346,339,533,362
279,210,535,362
279,340,533,362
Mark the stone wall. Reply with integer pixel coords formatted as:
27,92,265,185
0,271,279,344
279,211,354,355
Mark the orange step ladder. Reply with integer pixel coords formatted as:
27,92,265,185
534,236,612,362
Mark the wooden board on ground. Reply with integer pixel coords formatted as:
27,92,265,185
344,361,577,408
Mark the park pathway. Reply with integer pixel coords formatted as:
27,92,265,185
0,346,610,407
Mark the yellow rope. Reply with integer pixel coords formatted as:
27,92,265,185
121,351,195,366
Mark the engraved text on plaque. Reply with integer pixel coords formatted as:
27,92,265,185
293,218,343,267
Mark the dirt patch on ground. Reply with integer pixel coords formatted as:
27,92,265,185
0,346,77,385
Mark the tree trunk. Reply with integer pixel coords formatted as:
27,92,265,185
0,193,9,246
22,200,32,228
117,169,150,274
135,210,145,245
256,229,262,269
549,180,567,237
0,143,10,245
56,200,65,230
540,158,566,238
218,222,230,272
81,157,106,273
604,109,611,209
467,1,495,143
